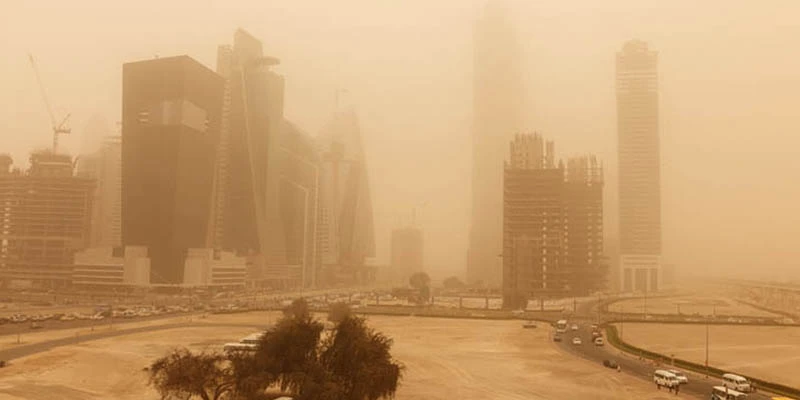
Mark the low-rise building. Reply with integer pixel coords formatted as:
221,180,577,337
184,248,246,288
72,246,150,287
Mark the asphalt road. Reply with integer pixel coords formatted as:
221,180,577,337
556,313,773,399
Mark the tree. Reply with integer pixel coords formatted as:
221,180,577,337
328,302,352,324
442,276,465,290
148,349,236,400
320,316,403,400
408,272,430,290
150,298,403,400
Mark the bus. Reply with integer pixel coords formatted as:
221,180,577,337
222,332,265,352
555,320,568,333
711,385,748,400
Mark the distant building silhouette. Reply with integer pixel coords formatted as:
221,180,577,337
0,152,94,288
214,29,320,289
502,134,605,308
616,40,662,292
77,135,122,248
468,2,525,287
391,227,423,285
121,55,224,284
316,109,376,285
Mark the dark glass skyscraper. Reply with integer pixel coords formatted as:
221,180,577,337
121,55,224,284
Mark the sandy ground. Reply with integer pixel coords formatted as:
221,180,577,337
616,322,800,388
0,311,689,400
0,314,198,352
608,295,779,317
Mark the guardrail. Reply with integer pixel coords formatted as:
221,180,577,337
604,323,800,399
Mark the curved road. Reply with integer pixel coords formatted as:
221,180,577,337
556,301,774,399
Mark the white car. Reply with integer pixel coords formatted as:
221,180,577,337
667,369,688,384
594,337,604,346
572,337,582,345
570,324,579,331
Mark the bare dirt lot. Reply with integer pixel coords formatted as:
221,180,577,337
0,312,685,400
616,322,800,388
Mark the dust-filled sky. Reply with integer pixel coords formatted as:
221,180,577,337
2,0,799,282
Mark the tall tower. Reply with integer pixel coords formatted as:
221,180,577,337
121,55,224,284
468,2,524,286
78,135,122,247
616,40,661,292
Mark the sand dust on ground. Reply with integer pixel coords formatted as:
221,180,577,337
608,295,779,318
616,322,800,388
1,312,682,400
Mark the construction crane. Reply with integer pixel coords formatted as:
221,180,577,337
28,53,71,153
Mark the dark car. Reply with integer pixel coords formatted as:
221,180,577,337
553,335,562,342
602,359,618,369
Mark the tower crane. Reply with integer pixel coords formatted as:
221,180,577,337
28,54,71,153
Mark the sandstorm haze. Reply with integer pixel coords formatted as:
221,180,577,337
2,0,799,281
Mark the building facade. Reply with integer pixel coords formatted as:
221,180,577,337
0,152,94,288
390,227,423,285
502,134,605,308
121,55,224,284
316,109,376,286
616,40,662,292
72,246,150,287
468,2,525,286
78,135,122,247
214,29,321,289
183,248,246,288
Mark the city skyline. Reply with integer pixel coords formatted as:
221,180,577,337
4,1,800,281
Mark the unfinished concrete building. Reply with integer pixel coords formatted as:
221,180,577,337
0,151,94,288
502,134,605,308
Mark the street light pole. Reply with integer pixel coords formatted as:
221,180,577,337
705,315,710,377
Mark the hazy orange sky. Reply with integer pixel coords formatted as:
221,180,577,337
2,0,799,282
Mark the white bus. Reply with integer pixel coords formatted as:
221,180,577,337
722,373,752,393
555,320,568,333
223,332,265,352
653,370,679,390
711,385,748,400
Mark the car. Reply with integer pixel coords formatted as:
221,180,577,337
592,331,602,338
570,324,579,331
30,322,43,329
572,337,582,345
590,324,598,331
522,321,537,329
594,337,605,346
667,369,688,384
553,335,562,342
603,359,618,369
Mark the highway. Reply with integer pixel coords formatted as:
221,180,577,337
554,301,775,399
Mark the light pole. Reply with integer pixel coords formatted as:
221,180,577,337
704,321,709,373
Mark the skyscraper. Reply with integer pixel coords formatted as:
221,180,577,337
78,135,122,247
616,40,662,292
317,109,376,285
214,29,321,289
390,226,423,285
121,55,224,284
468,2,524,286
